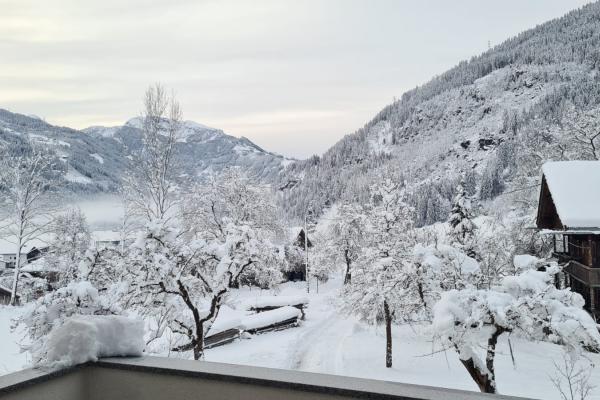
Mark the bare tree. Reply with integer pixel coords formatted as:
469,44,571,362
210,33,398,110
123,83,182,223
564,109,600,160
550,353,596,400
0,142,56,305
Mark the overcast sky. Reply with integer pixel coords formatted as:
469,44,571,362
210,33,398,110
0,0,594,159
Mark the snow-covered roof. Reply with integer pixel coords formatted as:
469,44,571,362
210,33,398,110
542,161,600,229
0,237,47,255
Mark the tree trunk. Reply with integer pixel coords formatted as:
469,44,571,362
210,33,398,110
457,326,504,394
384,300,392,368
193,325,204,361
343,249,351,284
10,237,23,306
458,356,495,394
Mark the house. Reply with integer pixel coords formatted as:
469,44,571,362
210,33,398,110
536,161,600,318
0,238,51,271
27,246,50,263
91,231,122,250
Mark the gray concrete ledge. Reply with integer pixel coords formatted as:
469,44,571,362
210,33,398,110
99,356,535,400
0,356,538,400
0,363,86,395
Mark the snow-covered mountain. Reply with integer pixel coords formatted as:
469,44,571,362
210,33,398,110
0,109,292,193
277,2,600,224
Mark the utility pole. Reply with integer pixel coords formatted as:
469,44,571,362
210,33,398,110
304,213,310,294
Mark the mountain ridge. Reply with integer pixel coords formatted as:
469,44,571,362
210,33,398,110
0,108,292,193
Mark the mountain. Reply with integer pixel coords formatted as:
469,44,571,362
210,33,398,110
0,109,292,194
276,2,600,225
83,117,292,181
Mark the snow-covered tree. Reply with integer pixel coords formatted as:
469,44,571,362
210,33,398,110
448,180,477,259
127,198,284,359
341,178,415,368
122,83,182,223
317,203,366,284
124,155,285,359
433,266,600,394
0,142,58,305
409,242,481,319
46,208,92,286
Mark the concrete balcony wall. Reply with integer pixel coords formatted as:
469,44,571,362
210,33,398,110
0,356,536,400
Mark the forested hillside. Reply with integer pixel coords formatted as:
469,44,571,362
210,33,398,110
277,1,600,225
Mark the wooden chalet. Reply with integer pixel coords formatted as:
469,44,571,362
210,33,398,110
536,161,600,319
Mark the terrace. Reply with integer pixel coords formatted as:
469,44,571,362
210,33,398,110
0,356,534,400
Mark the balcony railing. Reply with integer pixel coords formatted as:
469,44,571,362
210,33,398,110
0,356,535,400
564,260,600,287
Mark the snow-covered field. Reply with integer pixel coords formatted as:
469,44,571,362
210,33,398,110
3,277,597,399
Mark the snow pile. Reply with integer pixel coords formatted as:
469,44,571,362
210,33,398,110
240,306,301,331
242,295,309,310
44,315,144,369
542,161,600,228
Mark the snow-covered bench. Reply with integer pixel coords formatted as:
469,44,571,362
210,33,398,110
240,306,302,335
242,295,309,319
204,318,242,349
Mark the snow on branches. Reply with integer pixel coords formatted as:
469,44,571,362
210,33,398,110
124,170,285,360
433,265,600,394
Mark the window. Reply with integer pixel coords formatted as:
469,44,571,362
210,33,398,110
554,234,566,253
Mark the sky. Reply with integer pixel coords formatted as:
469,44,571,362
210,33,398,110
0,0,594,159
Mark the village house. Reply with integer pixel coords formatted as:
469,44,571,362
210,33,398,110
0,238,48,271
91,230,122,250
536,161,600,319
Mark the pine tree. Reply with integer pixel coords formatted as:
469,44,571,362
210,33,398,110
449,180,477,259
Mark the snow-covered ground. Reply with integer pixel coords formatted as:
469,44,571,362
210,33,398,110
0,306,30,375
1,278,599,399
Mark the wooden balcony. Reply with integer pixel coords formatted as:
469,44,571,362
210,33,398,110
0,356,535,400
564,260,600,287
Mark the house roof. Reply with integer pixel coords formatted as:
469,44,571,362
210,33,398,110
0,237,48,255
542,161,600,229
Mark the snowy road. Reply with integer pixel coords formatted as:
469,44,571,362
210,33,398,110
291,311,355,373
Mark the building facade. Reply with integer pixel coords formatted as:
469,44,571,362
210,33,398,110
536,161,600,319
